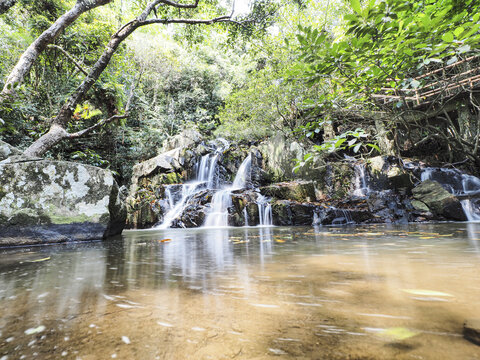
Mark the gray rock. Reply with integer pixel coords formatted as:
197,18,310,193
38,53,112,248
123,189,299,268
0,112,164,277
464,319,480,346
0,160,126,245
258,133,324,181
161,128,202,153
0,140,22,161
412,180,467,221
132,147,183,181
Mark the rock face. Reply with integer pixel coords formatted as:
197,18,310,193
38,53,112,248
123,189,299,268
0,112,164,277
0,159,126,245
368,156,414,191
260,181,317,202
412,180,467,221
258,134,324,181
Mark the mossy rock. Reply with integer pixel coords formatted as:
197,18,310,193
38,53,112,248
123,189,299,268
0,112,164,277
0,159,126,245
412,180,466,220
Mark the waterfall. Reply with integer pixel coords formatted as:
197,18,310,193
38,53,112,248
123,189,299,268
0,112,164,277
421,167,480,221
232,154,252,190
353,163,370,197
204,154,252,228
204,189,232,227
243,207,249,227
157,151,220,229
257,194,273,227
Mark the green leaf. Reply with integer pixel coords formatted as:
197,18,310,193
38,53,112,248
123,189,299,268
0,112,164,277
454,27,465,37
442,32,454,42
350,0,362,15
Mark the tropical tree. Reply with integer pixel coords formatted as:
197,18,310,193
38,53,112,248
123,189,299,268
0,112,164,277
0,0,261,158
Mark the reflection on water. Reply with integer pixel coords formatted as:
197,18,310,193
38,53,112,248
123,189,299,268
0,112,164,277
0,223,480,359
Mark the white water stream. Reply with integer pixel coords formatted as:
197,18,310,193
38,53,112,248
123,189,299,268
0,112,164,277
157,152,220,229
204,154,253,228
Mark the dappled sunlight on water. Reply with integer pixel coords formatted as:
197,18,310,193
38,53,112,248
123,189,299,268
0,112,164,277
1,223,480,359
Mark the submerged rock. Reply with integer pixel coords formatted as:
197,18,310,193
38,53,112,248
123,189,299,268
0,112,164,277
464,319,480,346
0,159,126,245
412,180,467,221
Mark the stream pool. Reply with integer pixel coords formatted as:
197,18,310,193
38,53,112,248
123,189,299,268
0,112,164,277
1,223,480,359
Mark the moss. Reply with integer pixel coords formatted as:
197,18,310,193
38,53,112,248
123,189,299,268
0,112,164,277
49,214,97,224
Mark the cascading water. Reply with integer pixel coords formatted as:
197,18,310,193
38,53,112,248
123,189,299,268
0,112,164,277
157,150,221,229
353,163,370,197
243,208,249,227
204,154,252,228
257,194,273,227
421,167,480,221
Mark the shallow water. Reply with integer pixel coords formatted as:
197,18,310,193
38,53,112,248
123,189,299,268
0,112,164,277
1,223,480,359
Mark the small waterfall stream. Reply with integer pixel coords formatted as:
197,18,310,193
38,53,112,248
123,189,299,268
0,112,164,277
257,194,273,227
157,151,221,229
421,167,480,221
352,163,370,197
157,149,273,229
204,154,252,228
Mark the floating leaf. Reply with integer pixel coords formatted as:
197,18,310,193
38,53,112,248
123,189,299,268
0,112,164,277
379,327,419,341
159,239,172,243
402,289,453,297
28,257,50,263
25,325,46,335
121,336,131,344
275,239,286,243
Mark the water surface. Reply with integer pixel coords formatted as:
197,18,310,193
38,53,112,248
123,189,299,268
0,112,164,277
1,223,480,359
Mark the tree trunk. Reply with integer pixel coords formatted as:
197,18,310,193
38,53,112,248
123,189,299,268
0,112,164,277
0,0,16,14
0,0,112,101
374,114,395,155
21,0,233,158
23,21,140,158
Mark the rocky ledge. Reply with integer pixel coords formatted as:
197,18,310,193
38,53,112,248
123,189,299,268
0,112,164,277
0,142,126,246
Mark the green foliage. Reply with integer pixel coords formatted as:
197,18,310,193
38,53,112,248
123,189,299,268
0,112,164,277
312,128,378,154
297,0,480,97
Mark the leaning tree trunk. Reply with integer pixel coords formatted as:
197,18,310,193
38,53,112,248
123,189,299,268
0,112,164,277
0,0,112,101
0,0,16,14
22,21,140,158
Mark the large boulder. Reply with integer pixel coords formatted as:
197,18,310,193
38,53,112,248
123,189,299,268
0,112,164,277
258,133,324,181
131,147,186,187
412,180,467,221
0,159,126,246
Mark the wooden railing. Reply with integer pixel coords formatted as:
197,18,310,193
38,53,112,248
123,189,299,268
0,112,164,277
372,55,480,107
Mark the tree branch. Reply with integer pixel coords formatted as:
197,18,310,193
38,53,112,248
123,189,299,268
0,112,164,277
47,44,89,76
139,15,232,26
0,0,112,102
158,0,200,9
67,114,128,139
